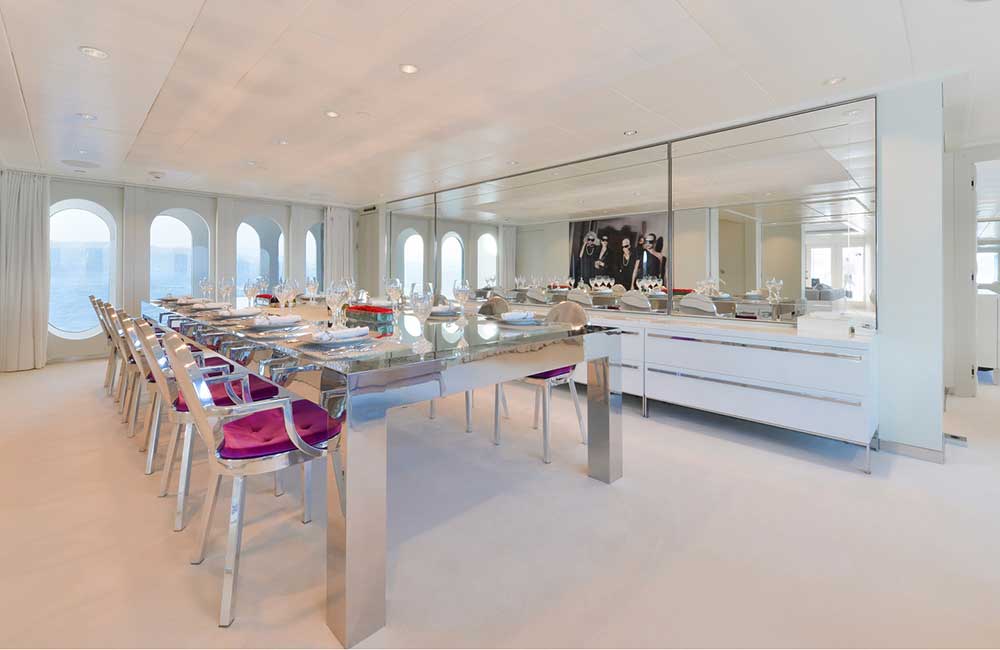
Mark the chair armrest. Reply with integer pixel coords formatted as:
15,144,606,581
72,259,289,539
210,397,326,458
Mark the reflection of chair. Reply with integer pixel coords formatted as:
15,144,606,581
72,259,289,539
478,295,510,316
161,331,345,627
611,284,627,296
493,301,587,463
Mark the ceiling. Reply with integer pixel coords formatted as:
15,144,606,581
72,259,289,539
0,0,995,207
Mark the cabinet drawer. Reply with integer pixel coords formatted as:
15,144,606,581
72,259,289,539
592,320,643,360
573,361,643,396
645,364,871,444
645,330,866,396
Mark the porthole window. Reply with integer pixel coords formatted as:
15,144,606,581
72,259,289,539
48,200,115,337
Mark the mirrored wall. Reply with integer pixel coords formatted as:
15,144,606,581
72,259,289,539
386,97,876,326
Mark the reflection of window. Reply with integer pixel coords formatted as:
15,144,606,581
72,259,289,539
977,218,1000,289
150,211,210,299
842,246,865,300
808,247,832,286
306,223,324,287
440,232,464,298
476,233,497,288
49,204,114,334
237,218,283,305
278,232,285,280
978,253,999,285
402,231,424,291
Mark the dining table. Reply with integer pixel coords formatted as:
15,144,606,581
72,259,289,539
142,299,623,648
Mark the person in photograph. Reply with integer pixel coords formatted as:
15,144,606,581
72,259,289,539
595,234,610,273
633,232,664,287
577,230,601,284
615,236,638,288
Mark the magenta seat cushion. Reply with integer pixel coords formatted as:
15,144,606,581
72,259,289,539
174,374,279,412
528,365,575,380
219,399,342,460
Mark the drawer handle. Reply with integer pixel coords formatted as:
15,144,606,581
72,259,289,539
620,330,640,336
611,362,640,370
646,333,862,361
646,366,862,407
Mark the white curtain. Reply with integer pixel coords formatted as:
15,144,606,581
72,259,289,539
0,170,50,371
324,206,355,285
499,225,517,288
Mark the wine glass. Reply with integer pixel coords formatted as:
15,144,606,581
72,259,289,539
409,283,434,353
198,277,212,300
453,279,472,311
219,276,235,305
325,280,350,327
386,277,403,318
304,276,319,300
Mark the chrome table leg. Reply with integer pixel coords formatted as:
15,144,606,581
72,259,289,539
541,382,552,463
493,384,501,446
586,356,622,484
464,390,473,433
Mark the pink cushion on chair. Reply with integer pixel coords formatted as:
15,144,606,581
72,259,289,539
528,365,575,380
173,375,279,412
218,400,342,460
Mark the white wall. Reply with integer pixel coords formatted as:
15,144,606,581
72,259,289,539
515,222,569,280
876,80,944,454
674,208,712,289
761,224,802,298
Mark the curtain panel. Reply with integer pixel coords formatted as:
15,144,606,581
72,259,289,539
324,206,355,285
0,170,50,371
499,225,517,289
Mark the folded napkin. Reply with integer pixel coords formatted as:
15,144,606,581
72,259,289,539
312,326,369,342
192,301,229,309
500,310,534,321
621,291,651,310
526,288,548,303
253,314,302,326
177,297,206,305
218,307,260,317
568,288,593,306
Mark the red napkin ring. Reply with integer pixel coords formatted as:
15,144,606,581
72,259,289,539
347,305,393,314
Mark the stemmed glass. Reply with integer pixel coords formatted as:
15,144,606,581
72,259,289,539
325,279,350,328
409,283,434,354
276,280,299,311
198,277,213,300
304,277,319,301
453,279,472,311
219,276,235,305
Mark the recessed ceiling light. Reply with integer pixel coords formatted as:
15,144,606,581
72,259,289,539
507,160,519,166
246,160,257,167
823,76,846,86
325,110,340,118
277,138,288,145
624,129,638,136
149,171,164,180
79,45,109,60
76,112,97,121
399,63,419,74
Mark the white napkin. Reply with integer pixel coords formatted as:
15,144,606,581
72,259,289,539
312,326,369,342
568,288,593,306
253,314,302,326
218,307,260,317
622,291,651,310
192,302,229,310
177,297,206,305
526,288,548,303
500,310,533,321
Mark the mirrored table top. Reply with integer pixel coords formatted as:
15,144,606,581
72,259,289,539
143,301,614,376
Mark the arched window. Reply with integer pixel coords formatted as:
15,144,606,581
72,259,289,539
306,222,324,288
440,232,464,298
277,232,285,280
149,209,210,299
401,230,424,292
476,232,498,288
49,200,115,336
236,217,283,304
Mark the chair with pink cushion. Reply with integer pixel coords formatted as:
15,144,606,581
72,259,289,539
132,320,281,532
160,331,345,627
492,300,588,463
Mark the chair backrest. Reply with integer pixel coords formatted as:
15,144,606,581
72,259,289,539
478,295,510,316
134,320,180,406
104,306,135,362
89,296,112,340
544,301,588,326
611,284,627,296
161,331,218,451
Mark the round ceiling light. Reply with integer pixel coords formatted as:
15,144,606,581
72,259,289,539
79,45,109,59
399,63,419,74
823,76,846,86
246,160,257,167
76,112,97,121
624,129,638,136
507,160,519,166
149,171,164,180
277,138,289,145
325,110,340,118
61,159,99,169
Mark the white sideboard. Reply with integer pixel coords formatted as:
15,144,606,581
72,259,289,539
530,306,878,459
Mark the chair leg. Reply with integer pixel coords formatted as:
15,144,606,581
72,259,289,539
542,382,552,464
429,399,436,419
174,423,195,531
533,386,541,430
465,390,473,433
143,395,162,475
159,423,182,496
493,384,502,446
500,384,510,419
273,471,284,497
330,446,346,517
104,347,116,390
219,475,247,627
301,461,313,524
139,391,159,453
119,371,132,417
568,380,587,444
128,381,144,437
191,473,222,565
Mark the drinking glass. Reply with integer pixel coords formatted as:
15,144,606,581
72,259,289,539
325,280,350,327
453,279,472,310
409,283,434,353
198,277,211,300
304,277,319,300
219,276,235,305
386,277,403,313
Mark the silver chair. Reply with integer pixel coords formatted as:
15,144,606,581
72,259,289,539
89,296,118,393
161,331,345,627
493,300,588,463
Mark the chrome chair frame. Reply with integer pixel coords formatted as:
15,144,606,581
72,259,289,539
493,301,588,463
161,331,345,627
89,296,118,393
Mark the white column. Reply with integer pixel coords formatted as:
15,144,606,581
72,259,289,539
325,206,356,285
876,79,944,455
